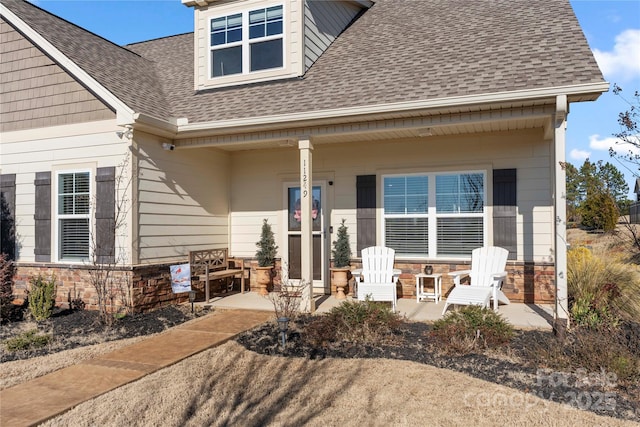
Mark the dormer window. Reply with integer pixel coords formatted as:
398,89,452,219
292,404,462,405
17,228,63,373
211,5,284,78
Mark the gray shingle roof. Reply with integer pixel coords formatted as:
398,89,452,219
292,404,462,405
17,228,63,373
4,0,605,125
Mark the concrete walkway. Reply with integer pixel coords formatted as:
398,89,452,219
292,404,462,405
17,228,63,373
0,309,272,427
206,292,555,330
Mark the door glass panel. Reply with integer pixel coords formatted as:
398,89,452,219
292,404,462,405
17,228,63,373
287,186,322,282
288,186,321,232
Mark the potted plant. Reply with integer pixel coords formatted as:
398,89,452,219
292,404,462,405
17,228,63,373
255,219,278,296
330,219,351,299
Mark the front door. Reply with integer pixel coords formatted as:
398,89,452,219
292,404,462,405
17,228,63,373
284,184,327,294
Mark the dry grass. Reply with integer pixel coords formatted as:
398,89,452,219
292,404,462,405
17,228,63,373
36,341,637,427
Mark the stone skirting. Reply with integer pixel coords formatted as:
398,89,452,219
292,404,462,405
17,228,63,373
12,262,190,313
11,258,555,312
333,260,556,304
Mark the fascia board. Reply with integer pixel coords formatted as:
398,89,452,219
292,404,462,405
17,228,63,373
178,82,609,135
0,4,136,125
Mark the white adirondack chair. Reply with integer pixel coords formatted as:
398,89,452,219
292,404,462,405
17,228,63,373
357,246,398,311
442,246,510,315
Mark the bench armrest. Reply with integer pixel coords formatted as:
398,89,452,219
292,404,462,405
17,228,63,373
448,270,471,287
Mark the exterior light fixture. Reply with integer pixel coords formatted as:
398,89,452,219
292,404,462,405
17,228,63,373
277,316,290,348
188,290,197,313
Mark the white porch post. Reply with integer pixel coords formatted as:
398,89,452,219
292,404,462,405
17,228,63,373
299,138,315,313
553,94,569,336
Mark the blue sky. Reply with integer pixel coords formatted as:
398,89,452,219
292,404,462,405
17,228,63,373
29,0,640,197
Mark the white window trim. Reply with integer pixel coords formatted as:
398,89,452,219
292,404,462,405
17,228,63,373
54,169,93,263
209,3,286,79
382,170,488,260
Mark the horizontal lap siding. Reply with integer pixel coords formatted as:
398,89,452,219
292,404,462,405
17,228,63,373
228,129,554,263
1,123,130,263
136,137,230,263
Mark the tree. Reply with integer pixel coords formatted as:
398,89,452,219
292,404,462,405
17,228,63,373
565,159,628,231
612,85,640,262
612,84,639,178
565,162,581,223
86,154,134,325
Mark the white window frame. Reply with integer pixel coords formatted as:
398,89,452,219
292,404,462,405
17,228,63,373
209,3,285,79
54,169,93,263
382,170,488,259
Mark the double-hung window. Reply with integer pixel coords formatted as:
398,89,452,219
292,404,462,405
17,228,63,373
383,171,486,258
57,171,90,261
211,5,284,78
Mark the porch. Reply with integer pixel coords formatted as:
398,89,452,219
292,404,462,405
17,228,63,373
199,292,554,330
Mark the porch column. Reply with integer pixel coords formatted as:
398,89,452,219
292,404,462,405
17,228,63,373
553,94,569,337
299,138,315,313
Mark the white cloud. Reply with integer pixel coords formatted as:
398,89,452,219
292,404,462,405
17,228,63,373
589,134,640,155
593,29,640,81
570,148,591,161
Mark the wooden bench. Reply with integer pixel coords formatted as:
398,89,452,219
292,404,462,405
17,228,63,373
189,248,246,301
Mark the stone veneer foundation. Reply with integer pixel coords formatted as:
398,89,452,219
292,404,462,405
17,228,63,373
11,258,555,312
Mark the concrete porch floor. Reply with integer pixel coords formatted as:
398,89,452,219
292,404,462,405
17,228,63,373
201,292,555,330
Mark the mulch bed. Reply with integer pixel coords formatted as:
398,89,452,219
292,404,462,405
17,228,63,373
0,305,204,363
1,306,638,421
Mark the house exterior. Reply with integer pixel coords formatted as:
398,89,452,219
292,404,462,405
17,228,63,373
1,0,607,329
631,178,640,224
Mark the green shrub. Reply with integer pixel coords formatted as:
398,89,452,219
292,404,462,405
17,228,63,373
0,253,16,323
568,247,640,326
431,305,514,354
3,329,52,351
28,274,57,321
304,299,402,348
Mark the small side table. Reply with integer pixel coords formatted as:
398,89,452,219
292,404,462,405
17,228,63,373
415,273,442,303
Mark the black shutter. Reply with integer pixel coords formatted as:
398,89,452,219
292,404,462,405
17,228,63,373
34,172,51,262
95,167,116,264
493,169,517,260
1,174,16,260
356,175,376,257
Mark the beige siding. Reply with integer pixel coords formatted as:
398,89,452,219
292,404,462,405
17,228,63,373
135,133,231,264
227,129,555,263
0,120,131,263
304,0,361,70
0,19,114,132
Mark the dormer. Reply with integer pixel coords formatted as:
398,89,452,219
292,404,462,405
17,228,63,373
182,0,372,90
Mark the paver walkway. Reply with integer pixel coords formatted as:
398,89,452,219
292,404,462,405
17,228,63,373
0,309,272,427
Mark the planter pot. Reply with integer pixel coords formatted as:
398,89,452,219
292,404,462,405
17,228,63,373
255,266,273,296
331,267,350,300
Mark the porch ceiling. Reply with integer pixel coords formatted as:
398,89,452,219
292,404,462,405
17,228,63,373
174,101,556,152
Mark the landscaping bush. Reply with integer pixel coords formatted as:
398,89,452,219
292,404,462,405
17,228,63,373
0,253,16,323
567,246,640,326
28,274,57,321
430,305,514,354
526,321,640,388
304,299,402,348
3,329,51,351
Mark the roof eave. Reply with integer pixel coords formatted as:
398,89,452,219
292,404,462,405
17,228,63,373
175,81,609,137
